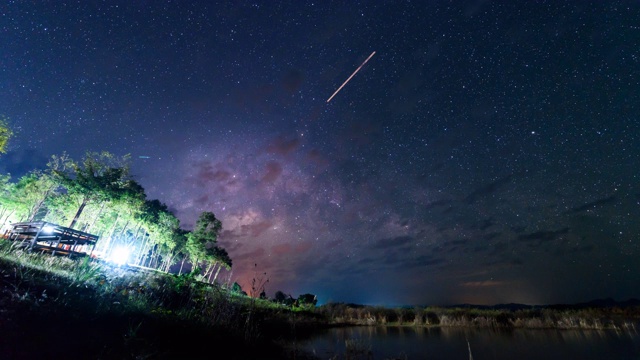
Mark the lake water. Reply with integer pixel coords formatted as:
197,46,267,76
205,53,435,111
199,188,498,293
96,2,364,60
298,326,640,360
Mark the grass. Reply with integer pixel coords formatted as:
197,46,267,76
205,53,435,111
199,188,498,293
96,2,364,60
0,240,325,359
315,302,640,331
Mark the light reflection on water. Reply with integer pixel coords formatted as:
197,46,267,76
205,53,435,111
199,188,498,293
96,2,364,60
299,326,640,360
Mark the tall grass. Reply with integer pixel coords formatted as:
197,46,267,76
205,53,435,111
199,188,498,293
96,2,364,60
316,302,640,331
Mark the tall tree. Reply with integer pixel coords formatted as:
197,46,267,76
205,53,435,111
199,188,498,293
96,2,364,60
204,245,232,283
0,174,26,227
13,171,59,222
185,211,223,274
53,151,132,229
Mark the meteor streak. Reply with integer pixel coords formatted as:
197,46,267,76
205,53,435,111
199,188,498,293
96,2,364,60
326,51,376,103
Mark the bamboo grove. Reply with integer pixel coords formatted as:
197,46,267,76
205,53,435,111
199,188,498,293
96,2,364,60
0,151,232,283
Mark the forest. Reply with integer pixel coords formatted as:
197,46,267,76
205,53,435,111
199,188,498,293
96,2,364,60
0,148,232,284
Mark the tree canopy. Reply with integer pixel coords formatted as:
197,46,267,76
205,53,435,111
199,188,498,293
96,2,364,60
0,116,13,154
0,151,232,284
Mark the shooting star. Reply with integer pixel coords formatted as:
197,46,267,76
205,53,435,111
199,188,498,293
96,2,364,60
138,156,150,159
326,51,376,103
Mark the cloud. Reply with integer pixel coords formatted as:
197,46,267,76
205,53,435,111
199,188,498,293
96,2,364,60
371,235,414,250
220,208,271,239
423,199,452,210
464,174,513,204
220,219,273,241
281,69,305,93
232,246,267,264
564,196,616,214
243,221,273,237
272,241,314,256
260,161,282,184
271,243,292,256
518,227,569,243
460,280,507,288
184,160,241,195
295,241,314,254
403,255,445,269
265,136,301,156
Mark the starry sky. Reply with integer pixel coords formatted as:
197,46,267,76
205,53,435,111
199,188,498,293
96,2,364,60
1,1,639,307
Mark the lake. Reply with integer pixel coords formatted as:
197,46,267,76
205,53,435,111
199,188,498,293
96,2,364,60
298,326,640,359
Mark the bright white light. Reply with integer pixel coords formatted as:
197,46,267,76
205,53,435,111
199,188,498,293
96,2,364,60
110,247,131,266
42,225,55,234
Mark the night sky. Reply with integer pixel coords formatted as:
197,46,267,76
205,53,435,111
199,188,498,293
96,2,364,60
2,1,639,307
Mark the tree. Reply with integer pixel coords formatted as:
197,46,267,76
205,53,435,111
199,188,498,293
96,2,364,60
231,282,246,296
274,290,287,304
185,211,223,275
166,227,188,273
202,245,232,283
0,116,13,154
0,174,27,228
297,293,318,308
53,151,132,229
13,170,59,222
193,211,222,242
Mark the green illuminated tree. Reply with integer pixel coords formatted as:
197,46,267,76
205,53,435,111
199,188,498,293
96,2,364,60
14,170,59,222
185,211,223,274
203,244,232,283
52,151,132,229
0,174,25,227
0,116,13,154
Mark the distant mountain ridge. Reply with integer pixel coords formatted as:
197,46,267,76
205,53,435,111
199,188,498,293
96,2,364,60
444,298,640,311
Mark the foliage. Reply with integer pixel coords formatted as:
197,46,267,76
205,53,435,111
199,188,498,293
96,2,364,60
274,290,287,303
0,151,231,280
0,115,13,154
51,151,134,229
297,293,318,308
231,281,247,296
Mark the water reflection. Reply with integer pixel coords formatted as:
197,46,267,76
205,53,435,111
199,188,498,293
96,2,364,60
300,326,640,360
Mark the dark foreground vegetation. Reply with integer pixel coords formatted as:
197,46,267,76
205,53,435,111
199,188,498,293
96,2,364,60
0,242,327,360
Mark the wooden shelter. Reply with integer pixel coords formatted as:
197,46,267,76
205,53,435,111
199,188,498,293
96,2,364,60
5,221,99,258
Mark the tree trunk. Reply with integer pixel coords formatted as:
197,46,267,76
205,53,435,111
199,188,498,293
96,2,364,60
97,214,119,256
27,187,52,222
136,236,149,266
138,243,147,267
85,201,106,233
1,209,15,230
164,254,174,272
203,262,213,278
107,218,130,256
178,258,185,275
213,265,223,283
129,223,142,247
153,250,161,269
208,263,218,283
68,197,88,229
